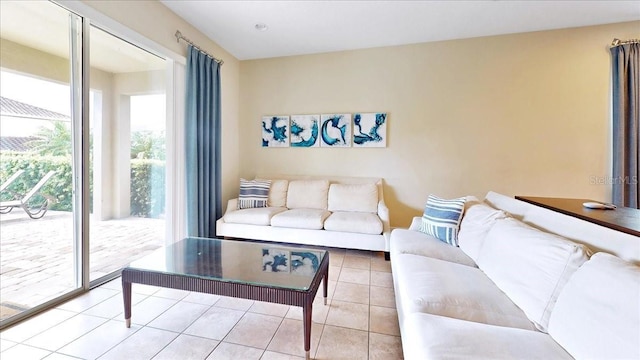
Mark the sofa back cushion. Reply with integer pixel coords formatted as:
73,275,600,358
484,191,640,264
266,179,289,207
476,217,590,332
458,198,509,262
286,180,330,210
328,183,378,213
548,252,640,360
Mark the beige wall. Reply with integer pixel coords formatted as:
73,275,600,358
240,21,640,227
81,0,242,204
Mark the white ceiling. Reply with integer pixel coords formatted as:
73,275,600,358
161,0,640,61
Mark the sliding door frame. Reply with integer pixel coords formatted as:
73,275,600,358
54,1,187,248
0,0,186,330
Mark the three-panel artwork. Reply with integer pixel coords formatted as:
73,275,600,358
261,113,387,148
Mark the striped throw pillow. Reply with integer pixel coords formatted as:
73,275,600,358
419,195,467,246
238,178,272,209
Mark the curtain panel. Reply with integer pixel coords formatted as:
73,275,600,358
185,45,222,237
611,43,639,209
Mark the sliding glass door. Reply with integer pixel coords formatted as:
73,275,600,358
0,1,172,328
88,25,167,282
0,0,82,324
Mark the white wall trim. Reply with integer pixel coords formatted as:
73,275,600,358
166,61,187,243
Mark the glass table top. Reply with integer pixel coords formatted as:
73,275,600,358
127,237,327,290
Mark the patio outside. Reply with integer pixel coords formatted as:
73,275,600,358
0,210,164,321
0,87,167,325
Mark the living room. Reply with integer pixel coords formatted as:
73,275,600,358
52,1,638,225
94,0,640,226
0,1,638,359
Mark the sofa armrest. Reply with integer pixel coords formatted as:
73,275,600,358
409,216,422,231
378,200,391,251
224,198,238,215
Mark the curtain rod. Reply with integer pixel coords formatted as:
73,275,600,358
175,30,224,65
611,38,640,47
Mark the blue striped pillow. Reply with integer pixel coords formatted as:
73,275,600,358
238,179,272,209
419,195,467,246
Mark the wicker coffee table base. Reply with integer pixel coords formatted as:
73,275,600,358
122,253,329,360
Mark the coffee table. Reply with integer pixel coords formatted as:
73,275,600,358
121,237,329,359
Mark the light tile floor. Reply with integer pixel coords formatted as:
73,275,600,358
0,248,404,360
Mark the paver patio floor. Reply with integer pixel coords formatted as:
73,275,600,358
0,210,164,321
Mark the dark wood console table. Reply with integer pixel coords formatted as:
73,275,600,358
515,196,640,237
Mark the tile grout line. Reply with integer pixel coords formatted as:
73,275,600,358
3,249,401,360
144,299,216,360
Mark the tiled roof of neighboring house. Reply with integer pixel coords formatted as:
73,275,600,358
0,96,69,120
0,136,40,152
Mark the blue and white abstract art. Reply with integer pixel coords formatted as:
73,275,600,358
320,114,352,147
353,113,387,147
262,116,289,147
290,115,320,147
262,248,290,272
290,251,321,276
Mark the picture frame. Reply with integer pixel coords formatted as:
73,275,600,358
290,114,320,147
353,112,387,147
261,115,290,147
320,114,352,147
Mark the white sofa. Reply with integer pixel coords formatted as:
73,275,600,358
391,191,640,360
216,175,391,253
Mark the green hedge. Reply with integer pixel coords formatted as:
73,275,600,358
0,152,74,211
0,153,165,217
130,159,165,217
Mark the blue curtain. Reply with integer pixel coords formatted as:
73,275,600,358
185,45,222,237
611,43,639,209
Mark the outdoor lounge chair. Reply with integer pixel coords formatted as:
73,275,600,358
0,169,25,193
0,170,57,219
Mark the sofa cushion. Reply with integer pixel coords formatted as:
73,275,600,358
390,228,476,267
327,183,378,213
286,180,330,210
402,313,572,360
238,178,271,209
419,195,466,246
266,179,288,207
548,252,640,360
476,217,591,332
271,208,331,230
458,199,508,262
393,253,535,330
223,207,287,226
324,211,382,234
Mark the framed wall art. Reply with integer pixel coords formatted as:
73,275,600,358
290,114,320,147
353,112,387,147
261,115,290,147
320,113,352,147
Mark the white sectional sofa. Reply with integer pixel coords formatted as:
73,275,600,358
216,175,391,253
391,191,640,360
